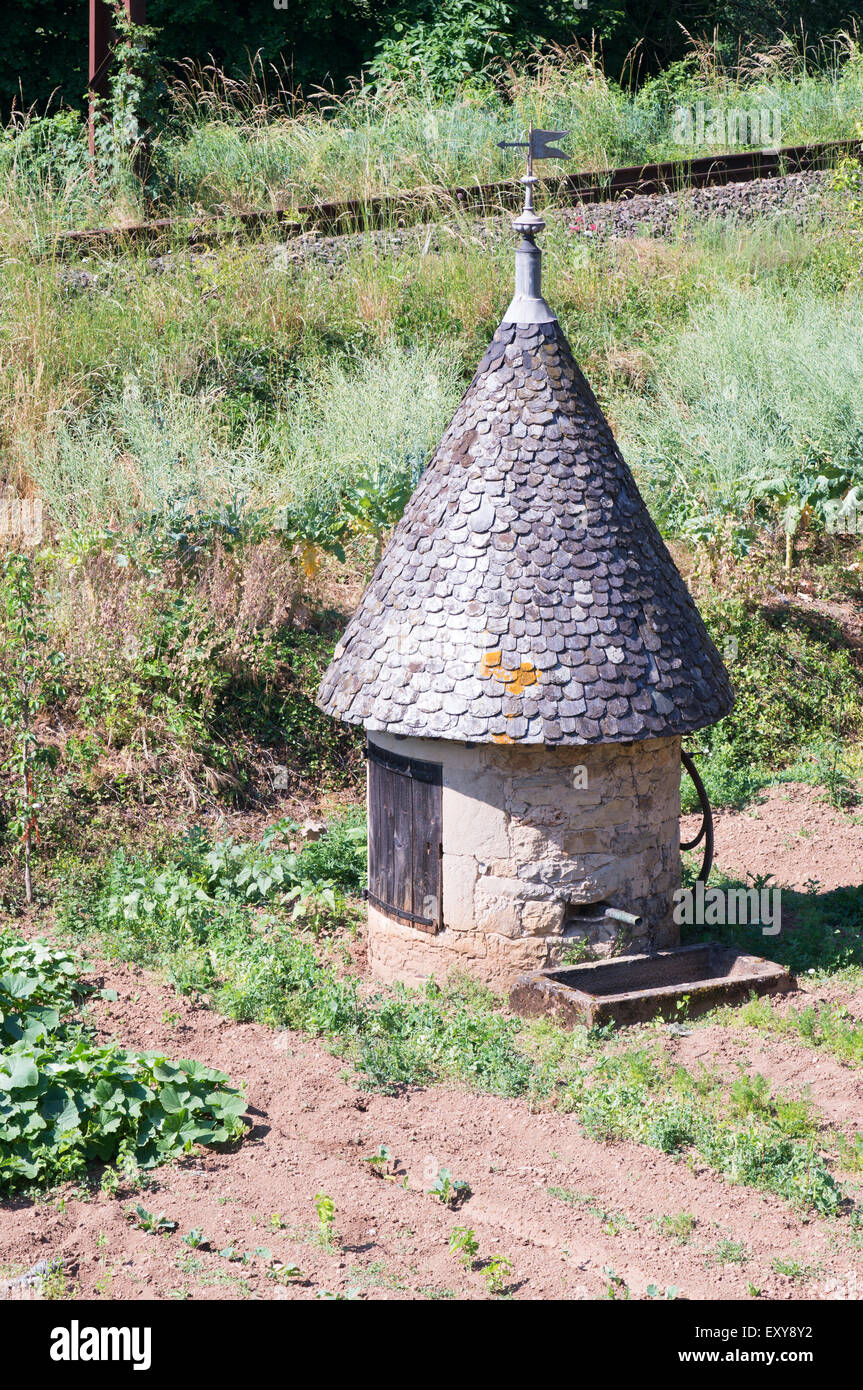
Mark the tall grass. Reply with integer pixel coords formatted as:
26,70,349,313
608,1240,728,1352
617,286,863,532
22,340,462,531
3,37,863,232
139,36,863,213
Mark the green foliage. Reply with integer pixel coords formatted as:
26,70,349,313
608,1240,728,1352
573,1047,843,1216
0,933,83,1044
1,111,90,191
0,932,247,1195
127,1204,177,1234
57,835,853,1217
684,879,863,976
482,1252,512,1295
426,1167,470,1207
652,1211,696,1244
620,287,863,543
771,1256,820,1281
314,1192,336,1247
368,0,567,94
738,994,863,1065
449,1225,479,1266
707,1237,749,1266
0,552,66,900
680,592,863,810
90,4,165,192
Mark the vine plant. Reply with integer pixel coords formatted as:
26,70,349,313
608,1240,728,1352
90,1,163,190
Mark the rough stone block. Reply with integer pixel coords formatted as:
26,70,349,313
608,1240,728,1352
521,899,566,935
442,854,478,930
442,771,509,859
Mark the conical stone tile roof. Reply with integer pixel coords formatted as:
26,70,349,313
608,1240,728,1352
317,316,734,745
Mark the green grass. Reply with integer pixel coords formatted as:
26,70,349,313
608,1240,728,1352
49,826,852,1218
706,1237,750,1266
652,1211,696,1244
680,592,863,811
771,1256,821,1281
681,879,863,977
618,284,863,541
6,39,863,230
1,201,861,816
735,994,863,1066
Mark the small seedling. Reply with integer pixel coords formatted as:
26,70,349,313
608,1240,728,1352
707,1238,750,1267
771,1258,820,1282
364,1144,399,1178
652,1211,696,1245
647,1283,680,1300
269,1213,286,1231
182,1228,207,1249
483,1254,512,1295
603,1266,630,1300
127,1205,177,1235
427,1168,470,1208
218,1246,247,1263
315,1192,337,1247
449,1226,479,1268
267,1261,303,1285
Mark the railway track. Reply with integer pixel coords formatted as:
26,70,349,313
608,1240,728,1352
51,137,858,259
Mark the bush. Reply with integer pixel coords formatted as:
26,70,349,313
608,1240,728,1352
682,591,863,809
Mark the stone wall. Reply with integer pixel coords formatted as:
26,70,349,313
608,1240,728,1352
367,732,682,992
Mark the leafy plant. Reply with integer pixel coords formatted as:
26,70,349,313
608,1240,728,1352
0,553,66,903
483,1253,513,1296
314,1192,337,1248
449,1225,479,1267
0,933,247,1195
127,1205,177,1235
603,1266,630,1300
426,1167,471,1208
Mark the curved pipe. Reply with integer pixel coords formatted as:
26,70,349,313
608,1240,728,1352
681,749,714,884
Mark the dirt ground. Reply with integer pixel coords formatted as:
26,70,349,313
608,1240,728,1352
2,781,863,1302
682,781,863,893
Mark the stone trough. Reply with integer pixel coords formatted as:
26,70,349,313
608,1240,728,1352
509,942,795,1029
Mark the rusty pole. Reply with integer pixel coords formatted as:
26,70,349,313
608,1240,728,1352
88,0,147,168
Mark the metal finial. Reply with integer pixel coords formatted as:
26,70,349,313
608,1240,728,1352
496,126,569,325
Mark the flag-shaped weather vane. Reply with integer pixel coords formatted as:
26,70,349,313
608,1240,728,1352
496,127,569,324
497,126,569,232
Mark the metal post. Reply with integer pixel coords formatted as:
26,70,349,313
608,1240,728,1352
88,0,112,163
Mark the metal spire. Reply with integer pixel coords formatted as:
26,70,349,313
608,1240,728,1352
496,126,569,325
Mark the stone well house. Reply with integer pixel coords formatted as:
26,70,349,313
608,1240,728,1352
318,183,733,991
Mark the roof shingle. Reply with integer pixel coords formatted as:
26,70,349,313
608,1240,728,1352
317,317,734,744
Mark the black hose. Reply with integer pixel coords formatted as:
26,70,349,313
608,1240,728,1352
681,749,714,884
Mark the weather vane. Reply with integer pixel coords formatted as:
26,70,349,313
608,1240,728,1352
497,126,569,232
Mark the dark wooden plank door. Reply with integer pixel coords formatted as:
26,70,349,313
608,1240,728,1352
367,741,442,933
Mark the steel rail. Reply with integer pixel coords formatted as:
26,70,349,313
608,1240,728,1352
47,136,858,259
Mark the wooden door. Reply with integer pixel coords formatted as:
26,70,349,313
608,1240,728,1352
367,741,442,933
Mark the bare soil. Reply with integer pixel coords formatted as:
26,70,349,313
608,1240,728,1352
682,782,863,892
2,783,863,1302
